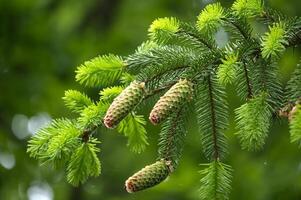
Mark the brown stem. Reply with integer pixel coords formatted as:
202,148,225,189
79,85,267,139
177,30,214,50
243,62,253,99
144,65,189,83
207,76,219,160
223,18,250,40
163,108,182,167
81,125,98,143
143,82,176,100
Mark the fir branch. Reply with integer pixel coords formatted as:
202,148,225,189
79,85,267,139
26,1,301,197
261,22,288,58
139,64,189,85
286,61,301,103
117,114,149,154
135,40,159,54
177,23,216,50
158,107,186,169
199,161,233,200
260,12,301,48
44,119,81,167
148,17,180,43
235,93,272,151
290,104,301,145
231,0,264,18
196,75,229,161
63,90,94,113
27,118,80,163
252,58,284,110
227,40,258,100
78,102,109,129
75,54,125,87
132,45,211,85
223,14,252,40
126,45,192,73
217,53,240,85
197,3,225,35
66,138,101,186
148,16,216,50
120,72,136,85
99,86,124,103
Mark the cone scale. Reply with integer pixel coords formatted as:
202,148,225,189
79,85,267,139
103,81,145,128
149,79,193,125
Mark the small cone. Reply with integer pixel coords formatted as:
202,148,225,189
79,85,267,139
149,79,193,125
104,81,145,128
125,160,171,193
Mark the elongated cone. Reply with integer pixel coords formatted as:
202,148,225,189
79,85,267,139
103,81,145,128
149,79,193,125
125,160,172,193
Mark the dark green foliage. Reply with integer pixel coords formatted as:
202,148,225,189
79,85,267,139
286,62,301,103
196,76,229,161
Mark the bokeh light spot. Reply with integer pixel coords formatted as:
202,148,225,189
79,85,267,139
0,152,15,170
27,182,53,200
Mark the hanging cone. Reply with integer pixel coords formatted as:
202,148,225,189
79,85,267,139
104,81,145,128
149,79,193,125
125,160,172,193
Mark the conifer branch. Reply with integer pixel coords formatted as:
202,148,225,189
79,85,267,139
158,107,186,169
199,161,233,200
177,29,214,50
223,15,251,40
27,1,301,198
289,104,301,145
196,75,228,161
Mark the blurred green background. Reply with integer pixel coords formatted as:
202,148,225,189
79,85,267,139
1,0,301,199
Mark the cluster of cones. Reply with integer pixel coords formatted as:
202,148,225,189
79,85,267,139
103,79,193,192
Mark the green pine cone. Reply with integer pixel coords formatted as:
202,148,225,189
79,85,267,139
125,160,171,193
103,81,145,128
149,79,193,125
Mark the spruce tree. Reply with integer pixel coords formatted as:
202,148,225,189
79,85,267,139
27,0,301,199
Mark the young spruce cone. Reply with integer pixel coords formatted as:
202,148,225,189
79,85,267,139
125,160,172,193
103,81,145,128
149,79,193,125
